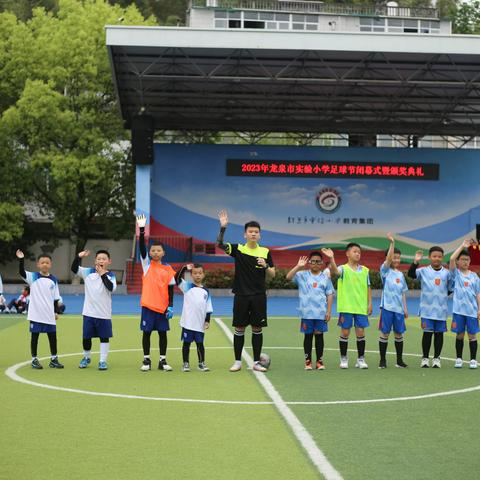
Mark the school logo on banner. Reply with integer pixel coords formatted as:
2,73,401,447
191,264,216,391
316,187,342,214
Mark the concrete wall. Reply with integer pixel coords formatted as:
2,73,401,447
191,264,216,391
1,238,132,284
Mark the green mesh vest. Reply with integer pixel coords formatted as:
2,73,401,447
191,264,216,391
337,264,369,315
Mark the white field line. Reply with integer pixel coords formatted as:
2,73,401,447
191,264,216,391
215,318,343,480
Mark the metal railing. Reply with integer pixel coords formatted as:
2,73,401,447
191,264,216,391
190,0,439,19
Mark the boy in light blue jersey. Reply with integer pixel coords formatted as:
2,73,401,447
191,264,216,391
378,233,408,369
408,246,453,368
449,239,480,369
286,251,334,370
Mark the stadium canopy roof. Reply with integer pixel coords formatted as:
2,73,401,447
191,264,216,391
106,26,480,136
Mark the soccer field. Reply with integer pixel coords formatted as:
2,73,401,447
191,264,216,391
2,314,480,480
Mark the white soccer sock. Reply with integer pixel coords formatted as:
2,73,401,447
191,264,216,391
84,350,91,358
100,343,109,362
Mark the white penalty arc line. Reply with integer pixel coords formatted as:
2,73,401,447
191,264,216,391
215,318,344,480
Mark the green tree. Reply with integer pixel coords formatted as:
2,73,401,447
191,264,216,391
0,0,155,253
453,1,480,33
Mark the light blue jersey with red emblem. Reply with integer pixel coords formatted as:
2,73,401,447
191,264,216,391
380,263,408,314
293,270,334,320
451,268,480,317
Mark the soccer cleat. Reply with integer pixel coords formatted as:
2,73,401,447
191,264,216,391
355,358,368,369
432,357,441,368
339,356,349,369
253,361,267,372
140,358,151,371
304,359,313,370
98,361,108,371
469,359,478,369
182,362,191,372
421,357,430,368
158,358,173,371
79,357,91,369
31,358,43,369
454,358,463,368
316,359,325,370
395,360,408,368
49,357,64,369
378,359,387,369
198,362,210,372
229,361,242,372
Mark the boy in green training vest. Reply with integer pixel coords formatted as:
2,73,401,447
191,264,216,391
322,244,372,369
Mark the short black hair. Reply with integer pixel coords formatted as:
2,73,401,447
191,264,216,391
429,246,444,255
150,241,165,249
309,251,323,260
385,248,402,256
95,249,110,259
192,263,204,270
346,242,361,251
244,221,261,231
458,249,470,259
24,285,30,293
37,253,52,261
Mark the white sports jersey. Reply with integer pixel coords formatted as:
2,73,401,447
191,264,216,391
23,271,60,325
77,267,117,319
179,279,213,333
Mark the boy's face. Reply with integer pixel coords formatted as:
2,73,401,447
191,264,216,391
244,227,260,244
457,254,471,270
191,267,205,284
392,253,401,269
150,244,165,261
95,253,111,270
429,251,444,268
37,256,52,274
346,246,361,263
309,255,323,273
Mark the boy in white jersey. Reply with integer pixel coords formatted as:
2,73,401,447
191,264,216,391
378,233,408,369
71,249,117,370
408,246,453,368
449,239,480,369
286,251,334,370
16,250,63,369
176,263,213,372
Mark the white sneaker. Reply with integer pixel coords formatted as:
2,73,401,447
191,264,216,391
182,362,190,372
454,358,463,368
198,362,210,372
339,356,349,369
432,357,441,368
158,358,173,371
469,359,478,369
229,361,242,372
421,357,430,368
253,361,267,372
355,357,368,369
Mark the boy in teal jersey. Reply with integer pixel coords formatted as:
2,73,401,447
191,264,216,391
323,244,372,369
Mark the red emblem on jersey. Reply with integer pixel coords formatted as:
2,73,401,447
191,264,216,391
464,281,469,287
396,278,401,284
435,278,441,286
452,322,457,329
312,282,318,288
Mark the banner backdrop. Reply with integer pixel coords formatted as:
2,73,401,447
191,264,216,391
148,144,480,258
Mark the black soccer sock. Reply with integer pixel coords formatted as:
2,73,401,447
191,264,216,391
196,342,205,363
31,332,40,358
379,337,388,362
394,337,404,362
470,339,478,360
433,332,444,358
47,332,57,357
356,336,366,358
83,338,92,351
422,331,433,358
456,338,464,359
233,330,245,361
314,333,324,361
142,331,151,356
252,330,263,362
339,336,348,357
158,331,167,357
182,342,191,363
303,333,313,361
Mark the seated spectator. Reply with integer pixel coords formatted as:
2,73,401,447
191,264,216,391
6,286,30,314
0,294,7,313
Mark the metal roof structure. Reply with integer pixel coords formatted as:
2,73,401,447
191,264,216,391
107,26,480,136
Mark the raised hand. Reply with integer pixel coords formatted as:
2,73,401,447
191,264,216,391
136,214,147,228
462,239,473,249
78,250,90,258
16,249,24,259
95,264,107,276
414,250,423,263
186,263,194,271
218,210,228,228
297,256,308,268
386,232,394,243
321,248,334,259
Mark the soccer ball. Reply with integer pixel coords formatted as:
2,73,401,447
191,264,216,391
259,352,271,369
